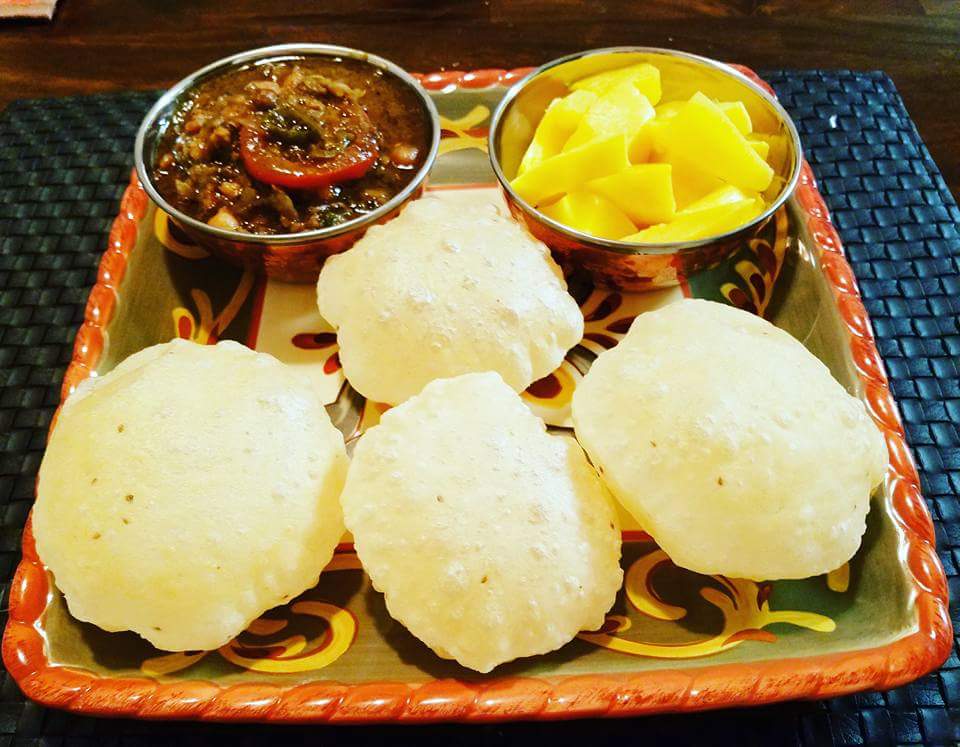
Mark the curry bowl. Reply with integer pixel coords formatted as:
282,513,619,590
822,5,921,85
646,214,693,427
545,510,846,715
488,47,802,291
135,43,440,283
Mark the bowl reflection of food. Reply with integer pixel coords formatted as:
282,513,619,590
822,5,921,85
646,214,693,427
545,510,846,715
135,44,440,283
489,47,802,291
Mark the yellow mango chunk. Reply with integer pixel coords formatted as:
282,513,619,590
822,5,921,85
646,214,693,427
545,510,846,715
681,185,753,213
518,90,598,175
635,102,685,161
658,92,774,192
669,159,726,210
748,139,770,160
624,198,764,243
659,99,751,136
630,118,666,162
571,63,662,105
752,133,789,174
719,101,752,135
641,108,702,163
510,134,630,206
654,100,684,120
540,191,636,240
644,94,755,163
563,82,655,152
586,164,676,225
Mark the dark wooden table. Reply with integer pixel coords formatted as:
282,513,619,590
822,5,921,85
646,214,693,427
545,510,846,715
0,0,958,198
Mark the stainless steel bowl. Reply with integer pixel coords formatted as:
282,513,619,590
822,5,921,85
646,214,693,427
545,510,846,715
488,47,803,291
135,43,441,283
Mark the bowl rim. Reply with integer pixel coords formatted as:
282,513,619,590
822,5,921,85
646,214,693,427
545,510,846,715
487,46,804,256
134,43,441,245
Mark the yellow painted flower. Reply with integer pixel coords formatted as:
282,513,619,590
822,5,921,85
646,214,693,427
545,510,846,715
579,547,835,659
438,105,490,156
171,273,254,344
141,551,361,676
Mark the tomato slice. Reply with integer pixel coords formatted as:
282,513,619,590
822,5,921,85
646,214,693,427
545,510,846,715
240,124,378,190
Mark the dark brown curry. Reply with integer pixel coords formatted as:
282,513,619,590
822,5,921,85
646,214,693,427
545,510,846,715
152,57,431,235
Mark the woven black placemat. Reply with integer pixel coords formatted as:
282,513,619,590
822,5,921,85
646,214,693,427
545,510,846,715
0,70,957,746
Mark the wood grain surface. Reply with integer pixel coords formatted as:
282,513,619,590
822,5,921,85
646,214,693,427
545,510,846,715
1,0,958,197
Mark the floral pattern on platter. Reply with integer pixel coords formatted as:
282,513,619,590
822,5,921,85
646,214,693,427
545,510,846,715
438,105,490,156
827,563,851,593
141,552,362,676
135,544,849,675
714,208,789,316
171,277,254,345
579,546,837,659
291,331,341,374
155,211,256,345
153,210,209,260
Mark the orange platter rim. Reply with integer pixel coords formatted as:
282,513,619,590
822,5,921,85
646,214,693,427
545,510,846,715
1,65,951,724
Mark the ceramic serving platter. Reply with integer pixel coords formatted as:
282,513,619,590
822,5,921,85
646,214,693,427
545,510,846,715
2,66,951,723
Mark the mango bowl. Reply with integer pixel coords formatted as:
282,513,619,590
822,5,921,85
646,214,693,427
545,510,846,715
488,47,802,292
